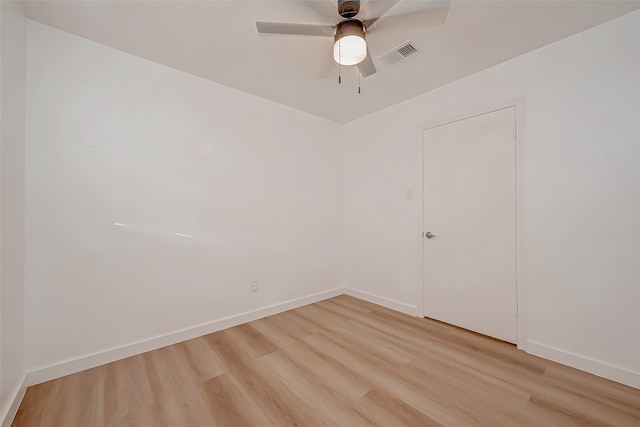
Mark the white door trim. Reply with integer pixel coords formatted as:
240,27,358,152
418,101,526,349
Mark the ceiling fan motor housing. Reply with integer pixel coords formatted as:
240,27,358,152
335,19,366,43
338,0,361,18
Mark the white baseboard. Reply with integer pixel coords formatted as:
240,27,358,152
26,288,344,387
526,339,640,390
343,287,418,317
1,374,27,427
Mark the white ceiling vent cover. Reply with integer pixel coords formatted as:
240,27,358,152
379,41,418,65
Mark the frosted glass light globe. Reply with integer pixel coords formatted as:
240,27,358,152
334,35,367,66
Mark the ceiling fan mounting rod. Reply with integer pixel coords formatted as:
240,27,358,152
338,0,361,19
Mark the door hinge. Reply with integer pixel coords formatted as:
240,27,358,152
514,304,519,318
513,126,517,138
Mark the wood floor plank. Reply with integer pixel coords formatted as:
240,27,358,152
301,305,413,367
103,355,153,423
173,336,226,383
355,387,443,427
524,394,617,427
142,345,218,426
12,380,58,426
204,330,329,426
200,374,270,427
253,312,315,340
543,363,640,414
230,323,278,358
302,332,468,426
106,404,164,427
260,350,372,426
13,296,640,427
277,310,325,336
251,319,372,400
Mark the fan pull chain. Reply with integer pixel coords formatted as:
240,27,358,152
358,68,361,94
338,41,342,84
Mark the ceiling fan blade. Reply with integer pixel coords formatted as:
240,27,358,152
358,0,400,22
301,0,341,25
365,5,449,34
357,49,377,78
256,22,335,37
319,56,338,80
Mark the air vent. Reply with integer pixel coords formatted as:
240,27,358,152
379,41,419,65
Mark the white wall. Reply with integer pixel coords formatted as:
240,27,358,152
0,0,27,424
344,10,640,387
25,21,344,374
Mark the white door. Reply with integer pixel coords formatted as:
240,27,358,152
423,107,517,343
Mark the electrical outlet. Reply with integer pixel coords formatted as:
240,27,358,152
251,279,259,293
405,190,413,201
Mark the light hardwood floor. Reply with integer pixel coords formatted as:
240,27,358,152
13,295,640,426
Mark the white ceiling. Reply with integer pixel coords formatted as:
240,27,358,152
23,0,640,123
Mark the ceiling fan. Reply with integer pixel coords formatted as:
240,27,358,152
256,0,449,78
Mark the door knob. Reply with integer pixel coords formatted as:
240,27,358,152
425,232,436,239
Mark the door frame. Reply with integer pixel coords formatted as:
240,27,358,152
418,101,526,350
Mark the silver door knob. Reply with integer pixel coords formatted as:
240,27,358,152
425,232,436,239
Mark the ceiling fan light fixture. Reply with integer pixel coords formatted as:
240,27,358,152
333,20,367,66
